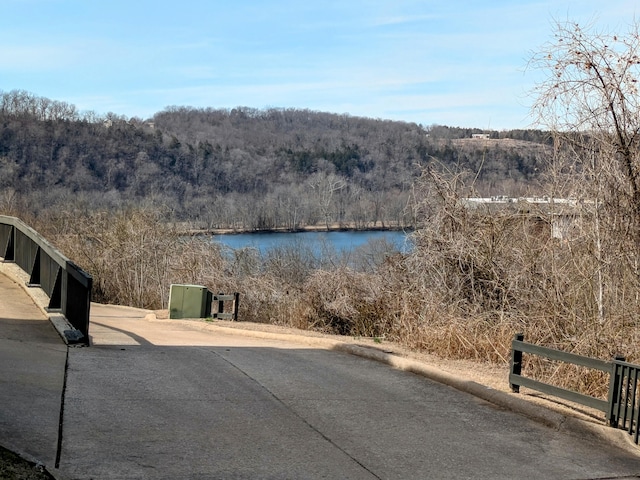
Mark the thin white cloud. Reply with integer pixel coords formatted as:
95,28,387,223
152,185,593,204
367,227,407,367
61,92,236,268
367,14,441,28
0,44,74,71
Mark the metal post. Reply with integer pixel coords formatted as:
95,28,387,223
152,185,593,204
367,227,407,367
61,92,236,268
510,333,524,393
2,225,15,261
233,292,240,321
218,293,224,318
608,355,626,427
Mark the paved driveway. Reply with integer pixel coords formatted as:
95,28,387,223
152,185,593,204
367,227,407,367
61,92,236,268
53,306,640,480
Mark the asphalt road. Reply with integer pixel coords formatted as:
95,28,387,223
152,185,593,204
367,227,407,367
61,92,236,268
53,306,640,480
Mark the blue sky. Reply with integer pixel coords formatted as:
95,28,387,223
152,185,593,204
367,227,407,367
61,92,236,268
1,0,637,129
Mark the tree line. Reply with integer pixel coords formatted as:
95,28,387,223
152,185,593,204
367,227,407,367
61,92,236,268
1,90,549,230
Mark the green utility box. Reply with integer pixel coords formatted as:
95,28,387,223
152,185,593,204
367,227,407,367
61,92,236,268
168,284,212,319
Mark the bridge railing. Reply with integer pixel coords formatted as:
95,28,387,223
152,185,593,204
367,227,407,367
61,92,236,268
0,215,92,344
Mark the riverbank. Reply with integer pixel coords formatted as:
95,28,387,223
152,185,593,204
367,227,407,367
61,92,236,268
184,222,413,236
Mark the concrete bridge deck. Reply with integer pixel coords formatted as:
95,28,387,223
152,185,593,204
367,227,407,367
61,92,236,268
1,269,640,479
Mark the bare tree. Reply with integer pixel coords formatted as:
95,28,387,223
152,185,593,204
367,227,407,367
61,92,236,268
307,172,348,229
530,19,640,326
530,19,640,240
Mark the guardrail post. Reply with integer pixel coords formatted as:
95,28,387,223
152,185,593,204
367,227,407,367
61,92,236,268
607,355,626,427
217,293,225,318
233,292,240,321
510,333,524,393
1,224,14,261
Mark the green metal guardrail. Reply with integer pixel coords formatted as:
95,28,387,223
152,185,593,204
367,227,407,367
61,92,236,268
510,333,639,444
0,215,92,344
609,360,640,444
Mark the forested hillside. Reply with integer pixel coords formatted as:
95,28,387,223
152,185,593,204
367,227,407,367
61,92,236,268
0,90,550,229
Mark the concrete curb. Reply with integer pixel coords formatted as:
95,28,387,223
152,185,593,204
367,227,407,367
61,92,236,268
92,302,152,315
160,317,640,457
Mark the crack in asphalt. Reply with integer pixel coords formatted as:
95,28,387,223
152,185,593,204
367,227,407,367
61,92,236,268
206,347,383,480
54,346,69,469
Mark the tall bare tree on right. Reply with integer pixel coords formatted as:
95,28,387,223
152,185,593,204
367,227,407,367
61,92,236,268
531,20,640,241
530,20,640,327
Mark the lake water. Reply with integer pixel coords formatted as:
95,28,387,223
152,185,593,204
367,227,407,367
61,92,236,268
212,230,412,256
